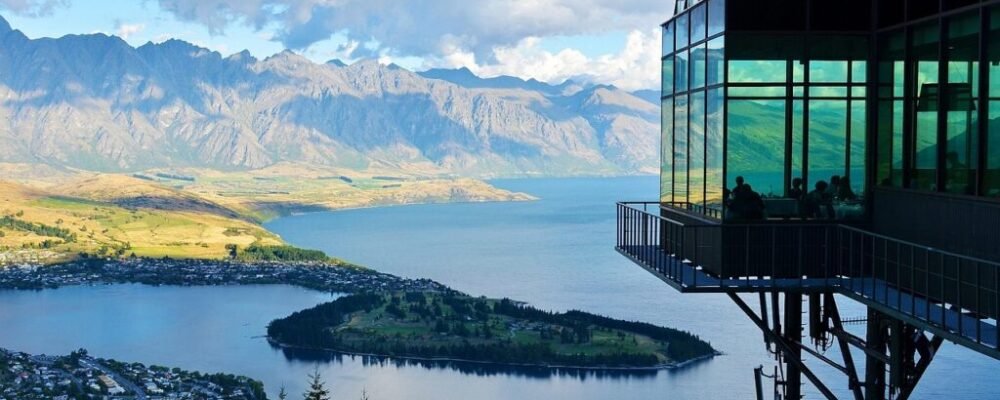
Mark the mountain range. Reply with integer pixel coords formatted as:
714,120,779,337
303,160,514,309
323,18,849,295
0,16,659,178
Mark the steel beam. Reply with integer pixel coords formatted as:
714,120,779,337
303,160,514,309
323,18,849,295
826,293,865,400
728,292,839,400
897,335,944,400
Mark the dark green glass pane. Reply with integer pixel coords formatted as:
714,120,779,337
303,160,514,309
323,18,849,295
662,58,674,95
661,97,674,202
691,43,707,89
689,91,706,207
707,36,724,86
707,88,724,211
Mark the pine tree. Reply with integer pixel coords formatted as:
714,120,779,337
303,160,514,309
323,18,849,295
303,369,330,400
360,388,370,400
278,385,288,400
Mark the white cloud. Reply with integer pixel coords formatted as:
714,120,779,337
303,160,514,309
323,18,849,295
154,0,670,58
0,0,68,17
429,29,661,91
115,22,146,40
150,0,670,88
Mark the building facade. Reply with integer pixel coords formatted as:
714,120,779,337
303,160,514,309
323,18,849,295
619,1,1000,399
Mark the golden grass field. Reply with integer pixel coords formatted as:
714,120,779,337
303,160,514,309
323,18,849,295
0,162,533,264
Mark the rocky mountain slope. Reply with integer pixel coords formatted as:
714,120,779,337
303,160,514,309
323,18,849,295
0,16,658,178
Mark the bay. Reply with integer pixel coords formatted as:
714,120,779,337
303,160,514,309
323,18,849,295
0,177,995,399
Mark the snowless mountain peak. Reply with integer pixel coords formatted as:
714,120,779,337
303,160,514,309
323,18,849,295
0,18,659,177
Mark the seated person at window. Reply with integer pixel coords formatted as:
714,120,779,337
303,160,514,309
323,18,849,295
788,177,805,200
826,175,841,198
804,180,833,219
731,176,748,198
835,176,857,201
729,183,766,220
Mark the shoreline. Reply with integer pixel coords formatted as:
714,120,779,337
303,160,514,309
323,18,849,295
266,338,719,372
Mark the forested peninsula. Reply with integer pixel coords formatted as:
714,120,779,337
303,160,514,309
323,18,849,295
267,292,717,369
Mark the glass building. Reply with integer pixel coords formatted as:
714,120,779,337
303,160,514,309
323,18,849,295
623,2,1000,398
662,0,1000,223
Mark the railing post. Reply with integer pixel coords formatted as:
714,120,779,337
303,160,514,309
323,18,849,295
896,242,913,312
957,257,963,338
824,226,831,287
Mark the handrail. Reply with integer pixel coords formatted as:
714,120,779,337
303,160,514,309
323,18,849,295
616,201,1000,349
838,224,1000,269
619,201,1000,272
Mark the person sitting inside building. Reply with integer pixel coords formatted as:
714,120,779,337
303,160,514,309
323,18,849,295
729,182,766,220
827,175,841,198
836,176,857,201
788,178,805,200
804,180,833,219
732,175,748,198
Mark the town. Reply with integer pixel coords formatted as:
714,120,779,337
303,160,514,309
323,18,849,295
0,258,449,294
0,348,266,399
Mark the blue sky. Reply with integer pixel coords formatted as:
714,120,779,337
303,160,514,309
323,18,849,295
0,0,673,90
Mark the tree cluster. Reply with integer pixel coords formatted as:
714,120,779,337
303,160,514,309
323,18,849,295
0,215,77,242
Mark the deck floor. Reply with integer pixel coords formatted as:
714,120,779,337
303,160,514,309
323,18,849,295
619,244,1000,354
842,279,998,349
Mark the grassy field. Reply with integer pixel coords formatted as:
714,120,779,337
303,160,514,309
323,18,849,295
0,162,534,264
0,180,281,263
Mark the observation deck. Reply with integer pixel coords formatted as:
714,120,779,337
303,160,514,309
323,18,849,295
616,201,1000,360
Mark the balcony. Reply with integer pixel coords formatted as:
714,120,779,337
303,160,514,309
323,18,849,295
616,201,1000,358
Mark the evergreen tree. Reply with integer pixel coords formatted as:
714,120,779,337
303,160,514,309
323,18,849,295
303,369,331,400
278,385,288,400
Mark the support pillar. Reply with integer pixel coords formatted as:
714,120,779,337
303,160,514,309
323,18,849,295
785,292,803,399
865,307,887,400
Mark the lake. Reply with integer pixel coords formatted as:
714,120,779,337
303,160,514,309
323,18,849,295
0,177,995,399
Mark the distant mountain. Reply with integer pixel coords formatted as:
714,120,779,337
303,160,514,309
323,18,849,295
418,67,589,96
630,90,660,105
0,16,658,177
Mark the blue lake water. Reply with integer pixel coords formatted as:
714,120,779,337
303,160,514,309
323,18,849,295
0,177,996,399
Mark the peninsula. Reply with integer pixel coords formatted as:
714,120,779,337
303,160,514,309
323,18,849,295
267,292,717,369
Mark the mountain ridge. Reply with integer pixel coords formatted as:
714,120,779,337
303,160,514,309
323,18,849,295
0,15,659,178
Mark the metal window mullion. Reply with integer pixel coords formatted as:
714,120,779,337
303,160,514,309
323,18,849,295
937,15,948,193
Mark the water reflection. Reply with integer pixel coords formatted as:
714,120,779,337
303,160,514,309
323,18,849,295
273,345,667,380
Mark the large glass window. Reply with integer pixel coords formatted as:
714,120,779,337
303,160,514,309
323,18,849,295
809,100,848,191
792,100,804,191
662,58,674,95
726,99,786,199
676,11,690,51
661,97,674,202
707,0,725,37
706,88,724,210
691,43,707,89
690,4,707,44
877,30,905,187
690,91,706,207
989,7,1000,197
945,12,980,195
811,61,849,83
707,36,725,86
676,51,689,92
850,100,867,194
674,95,690,203
663,22,675,56
912,21,940,191
728,60,786,83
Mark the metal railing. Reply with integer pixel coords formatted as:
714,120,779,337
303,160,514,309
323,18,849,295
616,201,1000,349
